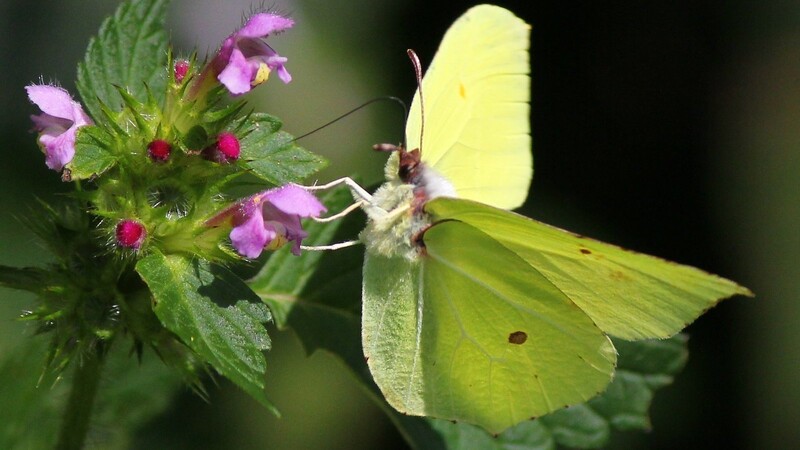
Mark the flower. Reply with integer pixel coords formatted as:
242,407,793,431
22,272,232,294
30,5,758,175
208,184,326,258
25,84,92,171
202,132,240,163
211,12,294,95
116,220,146,249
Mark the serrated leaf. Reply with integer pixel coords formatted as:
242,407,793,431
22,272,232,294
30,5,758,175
135,251,276,413
76,0,170,122
69,126,117,179
238,113,327,184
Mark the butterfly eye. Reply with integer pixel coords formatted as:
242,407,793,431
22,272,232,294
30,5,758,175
398,148,421,183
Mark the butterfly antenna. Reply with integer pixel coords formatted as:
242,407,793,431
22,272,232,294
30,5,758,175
293,96,407,142
407,49,425,155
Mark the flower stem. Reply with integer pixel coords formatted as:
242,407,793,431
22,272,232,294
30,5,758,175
56,346,105,450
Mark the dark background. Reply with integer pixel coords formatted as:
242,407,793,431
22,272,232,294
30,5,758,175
1,1,796,448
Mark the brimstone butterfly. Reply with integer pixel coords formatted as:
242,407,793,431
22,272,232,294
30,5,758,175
338,4,752,434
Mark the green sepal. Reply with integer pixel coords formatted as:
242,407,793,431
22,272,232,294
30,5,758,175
135,251,277,415
113,85,151,133
76,0,170,122
203,101,247,131
238,113,328,184
181,125,209,151
69,125,118,180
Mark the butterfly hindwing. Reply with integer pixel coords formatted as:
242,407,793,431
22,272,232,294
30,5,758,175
425,197,754,340
363,218,616,434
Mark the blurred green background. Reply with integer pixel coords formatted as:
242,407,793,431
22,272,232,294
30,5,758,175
1,0,797,448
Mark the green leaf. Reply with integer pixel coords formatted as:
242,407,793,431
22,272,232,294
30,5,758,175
76,0,170,122
135,251,276,413
239,113,328,184
69,126,118,180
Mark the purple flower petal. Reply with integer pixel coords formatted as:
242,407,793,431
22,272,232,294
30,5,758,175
236,13,294,39
217,46,255,95
219,184,326,258
263,184,327,218
211,12,294,95
25,84,92,171
230,205,270,259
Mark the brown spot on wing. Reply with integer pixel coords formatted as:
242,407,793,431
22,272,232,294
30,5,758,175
508,331,528,345
579,248,592,255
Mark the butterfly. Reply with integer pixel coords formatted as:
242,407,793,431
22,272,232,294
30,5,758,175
338,4,753,434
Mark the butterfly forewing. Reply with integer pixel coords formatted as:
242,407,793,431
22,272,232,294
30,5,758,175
425,197,754,340
405,4,532,210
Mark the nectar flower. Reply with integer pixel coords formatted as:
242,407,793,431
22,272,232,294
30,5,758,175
208,184,326,258
147,139,172,162
25,84,92,171
116,220,146,249
212,13,294,95
203,132,240,163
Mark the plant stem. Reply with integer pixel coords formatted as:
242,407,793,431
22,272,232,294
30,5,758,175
56,347,105,450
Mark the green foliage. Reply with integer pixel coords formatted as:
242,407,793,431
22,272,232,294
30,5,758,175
70,125,118,180
76,0,170,122
239,113,328,185
136,252,277,414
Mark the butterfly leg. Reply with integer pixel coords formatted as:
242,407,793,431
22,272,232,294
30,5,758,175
301,177,374,203
311,199,365,223
301,240,361,251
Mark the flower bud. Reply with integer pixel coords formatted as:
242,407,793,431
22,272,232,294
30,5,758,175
147,139,172,162
116,220,146,249
174,59,190,83
202,132,240,164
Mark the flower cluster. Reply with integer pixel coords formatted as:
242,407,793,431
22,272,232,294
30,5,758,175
24,11,318,257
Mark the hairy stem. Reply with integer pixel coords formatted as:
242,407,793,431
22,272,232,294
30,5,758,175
56,346,105,450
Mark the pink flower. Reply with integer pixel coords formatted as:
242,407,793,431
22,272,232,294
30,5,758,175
25,84,92,171
212,13,294,95
208,184,326,258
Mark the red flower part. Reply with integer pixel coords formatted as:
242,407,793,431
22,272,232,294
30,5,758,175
174,59,190,83
217,132,240,159
203,132,241,163
116,220,146,249
147,139,171,162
